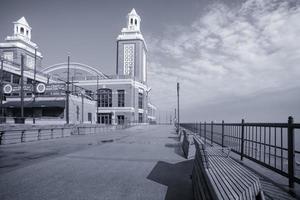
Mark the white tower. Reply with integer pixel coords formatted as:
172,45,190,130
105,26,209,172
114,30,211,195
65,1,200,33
0,16,43,68
13,17,32,41
126,8,141,32
116,8,147,83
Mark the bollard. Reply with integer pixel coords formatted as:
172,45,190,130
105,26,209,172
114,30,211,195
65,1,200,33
288,116,295,188
240,119,245,161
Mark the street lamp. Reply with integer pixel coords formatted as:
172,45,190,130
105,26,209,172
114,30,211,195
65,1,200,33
177,82,180,133
33,48,37,124
0,56,4,123
96,75,99,123
66,53,70,124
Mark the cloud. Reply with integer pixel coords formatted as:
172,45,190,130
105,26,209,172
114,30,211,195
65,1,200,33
146,0,300,120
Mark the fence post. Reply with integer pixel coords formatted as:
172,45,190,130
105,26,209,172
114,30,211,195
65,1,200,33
199,122,201,137
0,131,4,145
221,120,224,147
240,119,245,161
288,116,295,188
204,121,206,144
38,129,41,140
21,130,25,143
211,121,213,145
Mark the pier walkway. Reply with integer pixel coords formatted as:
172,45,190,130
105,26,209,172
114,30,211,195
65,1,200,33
0,125,298,199
0,125,193,200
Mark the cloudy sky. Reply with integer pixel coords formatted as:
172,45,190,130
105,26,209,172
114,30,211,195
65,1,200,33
1,0,300,122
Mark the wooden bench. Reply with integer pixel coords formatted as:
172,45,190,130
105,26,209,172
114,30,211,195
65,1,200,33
180,129,197,159
192,137,265,200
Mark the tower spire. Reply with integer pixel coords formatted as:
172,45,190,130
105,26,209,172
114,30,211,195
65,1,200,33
126,8,141,32
13,16,32,40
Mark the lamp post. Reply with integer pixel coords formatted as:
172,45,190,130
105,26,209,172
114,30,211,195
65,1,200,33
66,54,70,124
33,48,37,124
177,82,180,133
96,75,99,123
20,55,24,121
0,56,4,123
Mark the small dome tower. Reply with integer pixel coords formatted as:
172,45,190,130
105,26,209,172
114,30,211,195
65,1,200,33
13,17,31,41
127,8,141,32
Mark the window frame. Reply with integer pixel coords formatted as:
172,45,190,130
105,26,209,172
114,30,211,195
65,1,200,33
117,90,125,107
98,89,112,107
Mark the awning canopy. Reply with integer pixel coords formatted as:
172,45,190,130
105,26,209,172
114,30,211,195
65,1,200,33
2,100,65,108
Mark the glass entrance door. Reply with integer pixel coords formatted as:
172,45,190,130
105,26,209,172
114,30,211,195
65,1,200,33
98,113,112,124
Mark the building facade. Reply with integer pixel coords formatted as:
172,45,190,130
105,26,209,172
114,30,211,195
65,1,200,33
0,9,157,125
75,8,155,124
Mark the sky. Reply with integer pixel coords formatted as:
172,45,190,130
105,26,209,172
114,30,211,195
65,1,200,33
1,0,300,123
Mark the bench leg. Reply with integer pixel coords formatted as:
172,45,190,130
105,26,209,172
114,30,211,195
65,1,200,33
256,191,265,200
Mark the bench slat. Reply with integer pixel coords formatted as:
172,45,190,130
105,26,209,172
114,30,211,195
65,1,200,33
192,137,263,200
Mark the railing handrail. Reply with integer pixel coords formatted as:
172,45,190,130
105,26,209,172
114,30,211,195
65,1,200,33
179,116,299,190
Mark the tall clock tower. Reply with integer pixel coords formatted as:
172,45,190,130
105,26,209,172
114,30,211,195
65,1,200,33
116,8,147,83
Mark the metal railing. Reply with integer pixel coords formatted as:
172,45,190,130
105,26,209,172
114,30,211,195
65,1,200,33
180,116,300,188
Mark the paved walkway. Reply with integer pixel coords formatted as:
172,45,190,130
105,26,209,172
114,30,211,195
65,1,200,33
0,125,194,200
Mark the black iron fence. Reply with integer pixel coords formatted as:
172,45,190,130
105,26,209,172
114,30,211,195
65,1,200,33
180,116,300,188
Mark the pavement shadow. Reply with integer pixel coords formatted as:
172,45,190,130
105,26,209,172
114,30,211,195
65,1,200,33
147,160,194,200
165,143,185,158
167,136,180,141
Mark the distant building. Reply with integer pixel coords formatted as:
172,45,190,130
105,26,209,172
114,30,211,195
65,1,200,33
0,17,97,124
0,9,157,125
0,17,44,85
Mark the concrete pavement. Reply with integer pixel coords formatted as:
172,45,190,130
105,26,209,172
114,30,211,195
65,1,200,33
0,125,193,200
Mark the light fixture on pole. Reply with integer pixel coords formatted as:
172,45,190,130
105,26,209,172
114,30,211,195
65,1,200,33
177,82,180,133
66,53,70,124
0,56,4,123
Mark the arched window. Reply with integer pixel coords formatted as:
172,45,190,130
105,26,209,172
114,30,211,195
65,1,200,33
26,30,29,36
135,19,137,25
98,89,112,107
130,18,133,25
20,27,24,34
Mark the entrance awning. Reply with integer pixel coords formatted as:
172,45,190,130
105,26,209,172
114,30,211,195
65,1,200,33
2,100,66,108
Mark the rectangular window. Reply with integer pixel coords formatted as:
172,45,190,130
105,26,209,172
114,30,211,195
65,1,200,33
98,89,112,107
143,49,146,82
123,44,135,76
3,51,13,61
117,115,125,124
88,113,92,122
117,90,125,107
12,74,20,84
1,71,12,83
26,55,34,69
138,113,143,123
138,92,143,109
99,113,112,124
